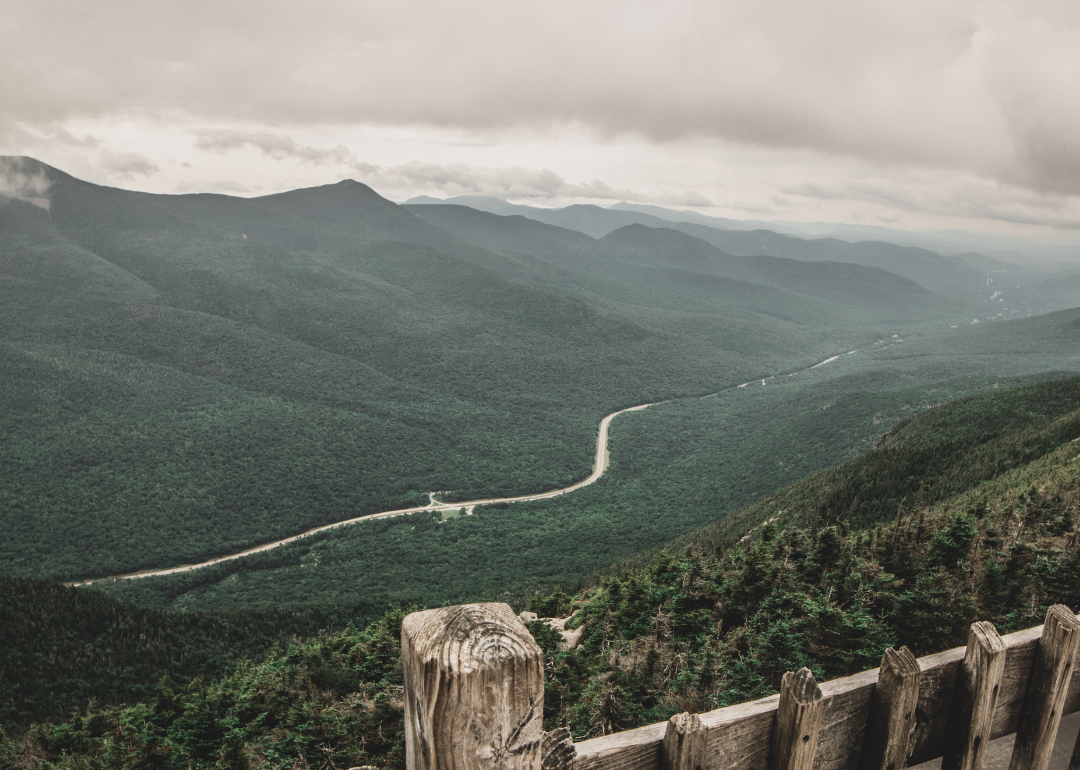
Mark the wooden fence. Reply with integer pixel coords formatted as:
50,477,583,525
397,602,1080,770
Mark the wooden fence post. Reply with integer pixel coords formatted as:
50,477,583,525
769,667,824,770
1008,604,1080,770
662,712,707,770
859,646,921,770
401,603,545,770
942,621,1007,770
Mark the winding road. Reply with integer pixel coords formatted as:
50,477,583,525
72,352,855,587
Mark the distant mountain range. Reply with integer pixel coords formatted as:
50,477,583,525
404,199,1078,317
1,155,1078,599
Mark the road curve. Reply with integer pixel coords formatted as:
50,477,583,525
72,352,854,587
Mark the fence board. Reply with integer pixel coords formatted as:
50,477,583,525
572,617,1080,770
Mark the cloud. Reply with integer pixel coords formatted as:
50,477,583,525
0,156,51,209
783,175,1080,229
99,150,159,179
359,161,620,200
193,131,358,166
190,131,712,205
352,160,714,207
173,178,252,194
3,0,1080,199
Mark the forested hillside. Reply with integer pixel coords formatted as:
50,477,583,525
5,376,1079,769
0,579,347,729
406,197,1069,312
7,156,1040,588
94,308,1080,614
3,158,867,582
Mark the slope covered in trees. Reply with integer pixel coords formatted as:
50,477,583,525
3,158,874,581
0,578,352,729
5,375,1080,769
93,308,1080,614
7,157,1073,592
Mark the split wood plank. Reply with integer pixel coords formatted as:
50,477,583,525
401,603,545,770
662,712,707,770
1008,605,1080,770
859,646,921,770
769,668,824,770
942,621,1007,770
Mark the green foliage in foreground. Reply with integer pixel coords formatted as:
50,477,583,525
2,614,406,770
526,440,1080,737
0,578,362,730
5,377,1080,768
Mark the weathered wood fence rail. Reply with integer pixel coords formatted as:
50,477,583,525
399,603,1080,770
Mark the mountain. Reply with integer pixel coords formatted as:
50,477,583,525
406,195,1061,312
4,157,880,584
5,375,1079,768
1031,271,1080,312
406,204,970,327
609,200,809,235
406,195,678,237
670,223,994,295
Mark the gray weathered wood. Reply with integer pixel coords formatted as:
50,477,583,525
942,621,1008,770
541,728,576,770
1070,726,1080,770
1009,605,1080,770
662,712,706,770
571,614,1080,770
859,646,921,770
769,668,824,770
401,603,545,770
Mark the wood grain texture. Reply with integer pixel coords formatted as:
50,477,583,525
858,647,921,770
568,615,1080,770
700,694,778,770
942,622,1008,770
816,668,880,770
663,712,707,770
401,603,545,770
541,728,575,770
770,668,825,770
1008,605,1080,770
574,722,666,770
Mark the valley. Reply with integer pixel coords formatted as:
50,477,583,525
2,157,1079,770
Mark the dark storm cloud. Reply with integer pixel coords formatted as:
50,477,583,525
3,1,1080,194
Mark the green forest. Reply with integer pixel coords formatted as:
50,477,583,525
92,310,1080,614
3,160,890,582
3,158,1080,770
4,376,1079,769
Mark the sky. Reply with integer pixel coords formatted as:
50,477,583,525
2,0,1080,252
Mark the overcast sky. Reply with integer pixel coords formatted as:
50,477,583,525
3,0,1080,246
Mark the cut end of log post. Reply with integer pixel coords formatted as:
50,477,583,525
402,603,545,770
541,727,576,770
